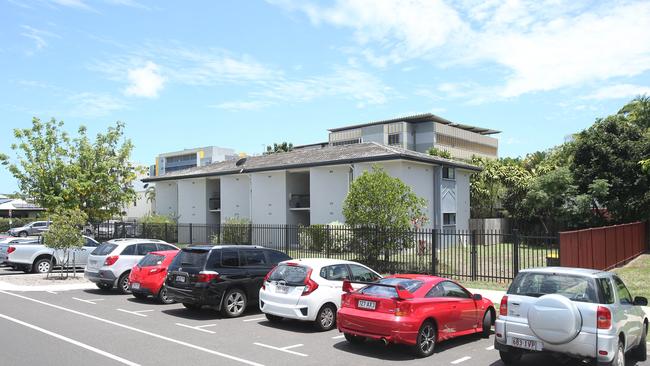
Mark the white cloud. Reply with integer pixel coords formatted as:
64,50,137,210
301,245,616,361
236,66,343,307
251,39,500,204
67,92,126,118
20,25,60,51
583,84,650,100
124,61,165,98
271,0,650,99
211,101,274,111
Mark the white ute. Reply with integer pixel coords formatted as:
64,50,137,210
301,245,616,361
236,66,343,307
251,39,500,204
5,236,99,273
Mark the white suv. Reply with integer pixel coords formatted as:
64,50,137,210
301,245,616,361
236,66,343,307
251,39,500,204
84,239,178,294
259,258,381,331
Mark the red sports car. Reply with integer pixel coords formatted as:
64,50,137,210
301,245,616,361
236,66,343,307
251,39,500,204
128,250,179,304
337,274,495,357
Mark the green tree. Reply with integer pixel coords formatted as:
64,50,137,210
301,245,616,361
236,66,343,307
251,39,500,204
427,147,452,159
265,142,293,155
42,208,87,278
343,166,427,263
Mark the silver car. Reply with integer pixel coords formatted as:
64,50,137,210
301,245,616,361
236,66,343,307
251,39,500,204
84,238,178,294
495,267,648,366
8,221,51,237
0,237,40,265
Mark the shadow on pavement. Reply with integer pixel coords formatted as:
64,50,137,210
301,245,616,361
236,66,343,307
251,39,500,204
488,352,645,366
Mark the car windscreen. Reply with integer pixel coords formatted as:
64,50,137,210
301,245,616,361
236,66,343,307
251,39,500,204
170,248,209,269
508,272,599,303
91,243,117,256
138,254,165,267
359,278,423,298
268,264,309,285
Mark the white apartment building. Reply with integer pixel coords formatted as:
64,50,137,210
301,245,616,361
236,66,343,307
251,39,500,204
153,146,239,176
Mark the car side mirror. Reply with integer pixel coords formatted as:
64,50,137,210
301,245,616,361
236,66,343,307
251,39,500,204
633,296,648,306
472,294,483,301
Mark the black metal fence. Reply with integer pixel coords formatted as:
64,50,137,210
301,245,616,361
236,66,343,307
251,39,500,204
89,222,559,282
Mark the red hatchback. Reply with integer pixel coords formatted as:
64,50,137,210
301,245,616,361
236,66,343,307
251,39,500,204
337,274,495,358
129,250,179,304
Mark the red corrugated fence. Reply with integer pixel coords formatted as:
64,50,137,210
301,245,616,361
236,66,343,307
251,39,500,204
560,221,647,270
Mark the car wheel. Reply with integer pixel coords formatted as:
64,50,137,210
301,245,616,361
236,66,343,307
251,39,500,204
182,303,202,311
157,286,175,305
413,321,437,358
117,273,131,294
499,350,522,365
632,324,647,362
19,231,28,237
265,313,283,323
96,283,112,291
132,292,148,300
221,288,247,318
481,310,493,338
32,258,52,274
608,340,626,366
314,304,337,332
344,333,365,345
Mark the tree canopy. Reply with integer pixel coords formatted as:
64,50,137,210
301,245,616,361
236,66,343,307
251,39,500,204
264,142,294,155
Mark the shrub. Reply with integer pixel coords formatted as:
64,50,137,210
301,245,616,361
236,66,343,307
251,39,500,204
140,214,177,242
212,217,251,245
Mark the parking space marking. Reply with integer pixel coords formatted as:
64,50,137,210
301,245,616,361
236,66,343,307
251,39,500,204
451,356,471,364
243,317,266,322
116,309,155,317
72,297,104,304
331,335,345,339
46,291,58,294
175,323,217,334
0,313,140,366
253,342,308,357
0,290,264,366
485,345,494,350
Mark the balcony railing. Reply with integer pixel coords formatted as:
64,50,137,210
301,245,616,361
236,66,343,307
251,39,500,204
289,194,310,209
209,197,221,211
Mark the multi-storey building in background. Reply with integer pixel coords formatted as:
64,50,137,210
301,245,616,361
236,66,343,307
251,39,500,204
152,146,239,176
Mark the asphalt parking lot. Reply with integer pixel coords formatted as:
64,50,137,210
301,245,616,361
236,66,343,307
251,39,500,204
0,267,648,366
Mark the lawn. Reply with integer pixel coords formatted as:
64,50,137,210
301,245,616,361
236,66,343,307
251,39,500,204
612,254,650,301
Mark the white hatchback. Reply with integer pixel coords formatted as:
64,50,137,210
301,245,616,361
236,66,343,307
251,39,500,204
259,258,381,331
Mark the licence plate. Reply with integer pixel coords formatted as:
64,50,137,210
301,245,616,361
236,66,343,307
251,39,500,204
509,337,541,351
175,275,186,283
131,282,140,290
358,300,376,310
276,284,288,294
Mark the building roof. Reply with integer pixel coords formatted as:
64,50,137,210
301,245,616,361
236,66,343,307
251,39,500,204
143,142,480,182
328,113,501,135
0,198,45,211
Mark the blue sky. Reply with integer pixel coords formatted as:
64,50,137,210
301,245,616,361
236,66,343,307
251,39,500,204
2,0,650,193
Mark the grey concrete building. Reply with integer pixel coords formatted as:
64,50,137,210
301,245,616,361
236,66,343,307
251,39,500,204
153,146,239,176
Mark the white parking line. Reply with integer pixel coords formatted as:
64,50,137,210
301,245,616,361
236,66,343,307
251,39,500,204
0,290,264,366
46,291,58,295
254,342,308,357
451,356,471,364
176,323,217,334
116,309,155,317
243,317,266,322
331,335,345,339
72,298,104,305
485,345,494,350
0,313,140,366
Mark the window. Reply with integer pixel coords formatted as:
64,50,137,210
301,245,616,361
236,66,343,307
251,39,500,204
329,129,362,145
136,243,158,256
437,281,470,298
120,245,136,255
442,166,455,179
388,133,401,146
508,272,599,303
33,222,46,227
426,284,446,298
348,264,380,282
269,265,309,284
242,250,267,266
613,276,633,305
138,254,165,267
320,264,350,281
91,243,117,256
157,244,177,251
331,138,361,146
598,278,615,304
221,250,240,267
266,250,290,265
359,278,423,298
85,238,99,247
443,213,456,226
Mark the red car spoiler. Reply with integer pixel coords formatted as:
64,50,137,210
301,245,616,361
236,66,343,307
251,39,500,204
342,280,414,300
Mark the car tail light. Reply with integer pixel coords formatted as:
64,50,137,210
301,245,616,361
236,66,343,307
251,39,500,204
395,301,412,317
301,268,318,296
261,266,276,290
7,246,16,254
341,293,351,307
597,306,612,329
197,271,220,283
499,296,508,316
104,256,119,266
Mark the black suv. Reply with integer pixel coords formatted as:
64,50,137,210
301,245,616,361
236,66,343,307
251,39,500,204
165,245,291,318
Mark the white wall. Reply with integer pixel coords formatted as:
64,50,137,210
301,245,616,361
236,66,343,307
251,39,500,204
309,166,349,224
155,181,178,218
177,178,208,224
123,191,153,220
394,162,434,228
221,174,251,222
251,171,287,225
456,170,471,231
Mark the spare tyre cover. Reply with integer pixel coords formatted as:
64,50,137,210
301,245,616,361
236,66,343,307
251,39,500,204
527,294,582,344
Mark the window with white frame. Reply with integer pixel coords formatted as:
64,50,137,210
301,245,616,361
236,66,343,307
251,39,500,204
387,133,401,145
443,213,456,226
442,166,455,180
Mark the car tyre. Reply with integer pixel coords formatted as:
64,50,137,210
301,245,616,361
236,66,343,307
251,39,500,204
481,310,493,338
344,333,365,345
607,340,626,366
413,321,437,358
182,303,202,311
32,258,52,274
117,272,131,294
314,304,337,332
221,288,247,318
499,350,523,365
632,323,647,362
96,283,112,291
19,231,28,237
157,286,175,304
265,313,283,323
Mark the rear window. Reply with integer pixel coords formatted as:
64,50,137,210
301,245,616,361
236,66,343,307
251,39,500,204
508,272,599,303
267,250,291,264
268,265,309,285
359,278,423,298
171,249,209,269
91,243,117,256
138,254,165,267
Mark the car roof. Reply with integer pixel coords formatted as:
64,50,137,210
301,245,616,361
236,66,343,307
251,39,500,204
279,258,364,268
106,238,169,246
519,266,606,277
181,245,271,250
385,274,448,284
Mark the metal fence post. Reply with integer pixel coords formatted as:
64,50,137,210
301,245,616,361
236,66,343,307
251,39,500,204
164,223,169,242
471,230,478,281
189,223,193,245
142,222,146,238
513,229,520,278
431,229,439,276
